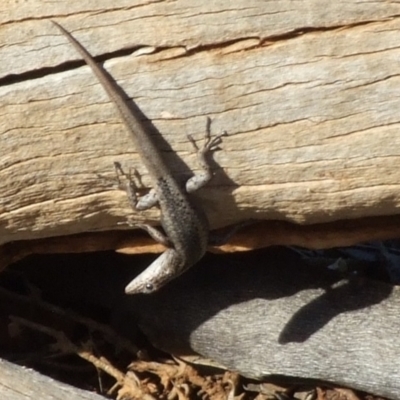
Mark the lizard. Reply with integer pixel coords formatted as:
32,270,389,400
52,21,227,295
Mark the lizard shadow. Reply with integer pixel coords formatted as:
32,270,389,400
4,246,394,360
86,57,239,223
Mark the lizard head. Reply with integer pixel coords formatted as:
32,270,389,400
125,249,185,294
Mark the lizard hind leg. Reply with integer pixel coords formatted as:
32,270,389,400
114,162,170,245
114,162,158,210
185,117,227,193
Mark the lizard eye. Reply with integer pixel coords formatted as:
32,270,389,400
145,283,154,292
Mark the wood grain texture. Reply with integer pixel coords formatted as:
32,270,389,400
0,358,106,400
1,1,400,247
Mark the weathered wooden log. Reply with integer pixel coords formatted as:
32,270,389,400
2,2,400,253
128,249,400,399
